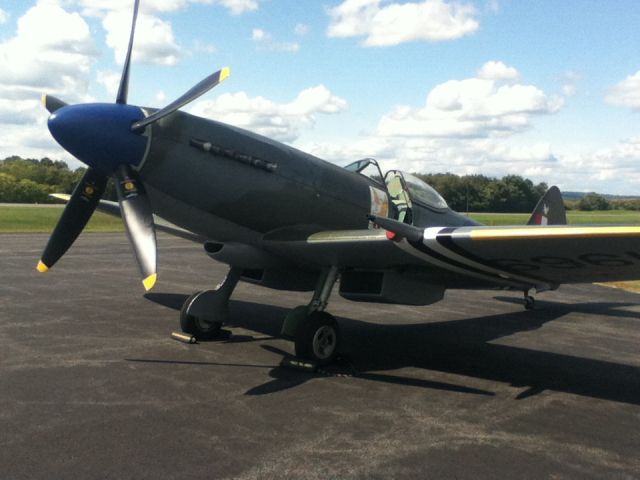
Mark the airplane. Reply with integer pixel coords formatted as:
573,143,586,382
38,0,640,367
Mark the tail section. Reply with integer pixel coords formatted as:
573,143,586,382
527,186,567,225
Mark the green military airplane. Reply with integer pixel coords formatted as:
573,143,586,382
38,0,640,366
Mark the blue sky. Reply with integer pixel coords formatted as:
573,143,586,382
1,0,639,193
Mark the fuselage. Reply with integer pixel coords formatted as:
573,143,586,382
138,110,369,244
137,109,476,245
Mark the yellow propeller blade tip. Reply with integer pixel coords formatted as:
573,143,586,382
41,94,47,108
50,193,71,202
36,261,49,273
220,67,231,82
142,273,157,291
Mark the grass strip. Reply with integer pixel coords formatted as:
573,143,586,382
0,205,123,233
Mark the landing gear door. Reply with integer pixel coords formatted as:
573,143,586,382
384,170,413,224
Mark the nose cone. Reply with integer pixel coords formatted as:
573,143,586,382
48,103,149,175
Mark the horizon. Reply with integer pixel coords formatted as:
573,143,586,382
0,0,638,194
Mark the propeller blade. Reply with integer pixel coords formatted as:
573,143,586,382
131,67,230,132
37,169,108,272
41,94,67,114
114,165,157,290
116,0,140,105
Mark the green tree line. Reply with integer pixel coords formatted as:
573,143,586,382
1,155,636,212
415,173,549,213
0,156,115,203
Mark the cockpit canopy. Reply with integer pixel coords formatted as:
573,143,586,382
400,172,448,209
343,159,448,211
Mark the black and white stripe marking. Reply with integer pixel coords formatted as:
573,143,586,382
399,227,551,291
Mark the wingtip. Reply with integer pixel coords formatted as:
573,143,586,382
142,273,157,291
36,261,49,273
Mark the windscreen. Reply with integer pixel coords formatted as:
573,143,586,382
402,173,448,209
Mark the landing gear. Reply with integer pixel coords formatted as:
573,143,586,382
294,311,340,365
524,291,535,310
285,266,341,366
180,268,242,340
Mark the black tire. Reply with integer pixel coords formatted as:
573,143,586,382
294,311,340,366
524,295,535,310
180,291,222,340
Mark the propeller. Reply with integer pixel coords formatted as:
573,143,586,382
116,0,140,105
37,0,231,291
131,67,229,131
41,94,67,114
113,165,157,290
37,169,107,272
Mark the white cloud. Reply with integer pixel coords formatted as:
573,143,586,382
214,0,259,15
0,1,96,129
251,28,268,41
486,0,500,14
559,70,580,98
301,125,640,195
0,122,66,160
252,28,300,53
477,61,519,80
294,23,310,36
78,0,258,67
193,39,217,54
606,70,640,111
0,1,99,161
0,8,9,24
327,0,479,47
377,62,562,139
298,63,633,193
73,0,259,16
103,10,181,65
190,85,347,142
96,70,122,98
302,135,560,183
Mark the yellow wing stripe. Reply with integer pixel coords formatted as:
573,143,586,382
469,226,640,241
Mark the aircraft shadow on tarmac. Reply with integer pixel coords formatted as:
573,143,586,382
142,292,640,405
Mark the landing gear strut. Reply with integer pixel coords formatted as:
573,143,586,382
283,266,341,366
180,267,242,340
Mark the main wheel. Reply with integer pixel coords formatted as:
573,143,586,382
524,295,535,310
294,311,340,366
180,291,222,340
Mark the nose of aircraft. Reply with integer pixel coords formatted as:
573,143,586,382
48,103,149,175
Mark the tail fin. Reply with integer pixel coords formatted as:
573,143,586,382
527,186,567,225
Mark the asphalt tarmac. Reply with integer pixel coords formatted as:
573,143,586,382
1,233,640,479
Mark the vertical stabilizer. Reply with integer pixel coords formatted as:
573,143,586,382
527,186,567,225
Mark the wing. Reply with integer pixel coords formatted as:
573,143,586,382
371,216,640,291
418,224,640,285
263,229,419,268
266,217,640,293
50,193,205,243
262,227,532,291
